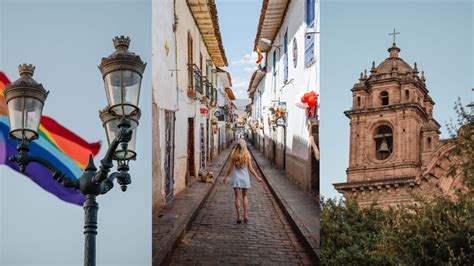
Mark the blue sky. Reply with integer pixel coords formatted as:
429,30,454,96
320,0,473,199
0,0,151,265
216,0,263,100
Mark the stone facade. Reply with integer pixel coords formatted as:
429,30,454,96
334,43,464,209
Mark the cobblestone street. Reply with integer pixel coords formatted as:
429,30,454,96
169,151,313,265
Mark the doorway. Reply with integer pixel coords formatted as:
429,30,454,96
164,110,175,205
186,118,195,184
207,118,211,162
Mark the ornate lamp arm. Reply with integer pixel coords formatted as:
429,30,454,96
93,120,132,184
9,141,79,189
100,167,131,194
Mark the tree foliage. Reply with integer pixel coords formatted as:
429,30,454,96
320,196,473,265
446,98,474,191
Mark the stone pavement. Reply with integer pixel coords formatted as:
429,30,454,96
249,144,320,260
169,154,313,265
152,146,234,265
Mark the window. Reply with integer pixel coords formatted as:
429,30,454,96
272,50,277,92
283,30,288,82
405,89,409,100
374,125,393,160
380,91,389,106
292,37,298,68
187,32,193,91
273,50,277,75
427,137,432,150
305,0,316,67
187,32,193,65
200,53,203,75
356,96,361,107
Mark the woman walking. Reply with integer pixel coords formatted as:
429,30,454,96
223,139,263,224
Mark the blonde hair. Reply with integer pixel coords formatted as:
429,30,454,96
231,139,250,169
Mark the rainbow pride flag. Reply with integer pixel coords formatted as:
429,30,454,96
256,47,263,70
0,72,101,205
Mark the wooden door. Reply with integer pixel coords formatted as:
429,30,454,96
186,118,195,181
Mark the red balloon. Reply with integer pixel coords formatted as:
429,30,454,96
307,97,316,107
301,96,307,103
309,91,316,97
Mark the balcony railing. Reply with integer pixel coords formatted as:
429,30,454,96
188,63,202,95
211,85,217,105
202,77,210,98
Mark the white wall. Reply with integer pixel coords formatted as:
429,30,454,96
257,0,319,161
152,0,177,110
173,0,218,193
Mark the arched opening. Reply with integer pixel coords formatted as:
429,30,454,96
357,96,361,107
374,125,393,160
380,91,389,106
405,89,409,100
427,137,432,150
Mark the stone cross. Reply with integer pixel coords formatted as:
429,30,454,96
389,28,400,43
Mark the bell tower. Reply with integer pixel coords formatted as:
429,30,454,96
334,41,441,208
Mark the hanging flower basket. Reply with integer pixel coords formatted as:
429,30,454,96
187,89,196,98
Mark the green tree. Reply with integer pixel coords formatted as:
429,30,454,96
320,198,400,265
446,98,474,191
389,195,473,265
320,196,473,265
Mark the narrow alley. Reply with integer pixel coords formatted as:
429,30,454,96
152,141,318,265
152,0,320,264
170,146,312,264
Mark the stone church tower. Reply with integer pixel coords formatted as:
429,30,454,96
334,42,464,208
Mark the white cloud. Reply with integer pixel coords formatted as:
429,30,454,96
244,66,256,73
233,81,248,90
234,90,247,99
230,76,250,100
231,52,258,66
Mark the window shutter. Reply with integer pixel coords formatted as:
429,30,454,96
284,31,288,81
305,0,315,67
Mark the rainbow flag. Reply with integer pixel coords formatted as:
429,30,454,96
255,47,263,70
0,72,101,205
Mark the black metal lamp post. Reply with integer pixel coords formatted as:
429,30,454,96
4,36,146,266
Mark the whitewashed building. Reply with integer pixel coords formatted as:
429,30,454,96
248,0,319,193
152,0,232,208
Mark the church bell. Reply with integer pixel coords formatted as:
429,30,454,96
378,139,390,153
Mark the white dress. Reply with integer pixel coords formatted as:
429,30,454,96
229,165,251,189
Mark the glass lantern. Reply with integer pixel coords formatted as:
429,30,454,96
4,64,48,141
99,36,146,117
99,107,140,161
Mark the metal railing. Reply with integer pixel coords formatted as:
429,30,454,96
187,63,202,94
202,76,210,97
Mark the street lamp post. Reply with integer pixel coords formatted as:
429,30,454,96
4,36,146,266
